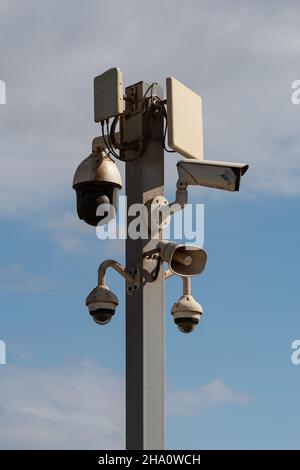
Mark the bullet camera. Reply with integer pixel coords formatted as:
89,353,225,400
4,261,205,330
86,285,119,325
171,294,203,333
177,160,249,192
73,150,122,226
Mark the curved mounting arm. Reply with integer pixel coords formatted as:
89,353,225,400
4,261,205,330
164,269,191,296
98,259,135,287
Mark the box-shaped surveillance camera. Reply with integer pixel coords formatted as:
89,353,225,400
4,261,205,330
94,68,123,122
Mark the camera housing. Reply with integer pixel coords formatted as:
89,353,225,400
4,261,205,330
177,160,249,192
73,150,122,226
86,285,119,325
171,294,203,333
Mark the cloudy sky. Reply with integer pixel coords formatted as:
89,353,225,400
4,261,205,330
0,0,300,449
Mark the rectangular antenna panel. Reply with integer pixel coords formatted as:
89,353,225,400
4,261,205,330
94,68,123,122
166,77,203,160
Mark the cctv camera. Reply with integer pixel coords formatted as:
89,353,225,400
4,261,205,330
73,150,122,226
86,285,119,325
171,294,203,333
177,160,249,192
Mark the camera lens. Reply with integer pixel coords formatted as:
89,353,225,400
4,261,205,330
174,317,199,334
91,308,115,325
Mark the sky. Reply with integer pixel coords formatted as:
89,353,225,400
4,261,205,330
0,0,300,449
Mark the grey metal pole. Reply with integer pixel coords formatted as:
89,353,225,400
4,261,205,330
124,81,165,450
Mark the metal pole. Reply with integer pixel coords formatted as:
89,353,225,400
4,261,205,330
124,81,165,450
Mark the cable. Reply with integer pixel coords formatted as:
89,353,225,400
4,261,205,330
106,120,121,159
100,86,173,161
162,106,176,153
102,118,142,162
152,256,162,281
100,121,110,151
100,120,123,161
108,118,139,162
142,82,158,100
110,116,119,149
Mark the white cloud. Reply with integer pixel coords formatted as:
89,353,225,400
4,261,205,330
42,211,125,255
0,361,249,449
42,211,92,254
168,378,250,416
0,263,59,293
0,361,124,449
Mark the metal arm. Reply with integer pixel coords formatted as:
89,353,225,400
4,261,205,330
164,269,191,295
159,183,188,221
173,185,188,208
98,259,135,287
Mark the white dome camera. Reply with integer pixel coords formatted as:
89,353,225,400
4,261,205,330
86,285,119,325
171,294,203,334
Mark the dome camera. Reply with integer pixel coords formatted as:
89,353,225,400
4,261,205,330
86,285,119,325
171,294,203,333
73,150,122,227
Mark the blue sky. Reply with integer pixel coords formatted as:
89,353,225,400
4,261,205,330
0,0,300,449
